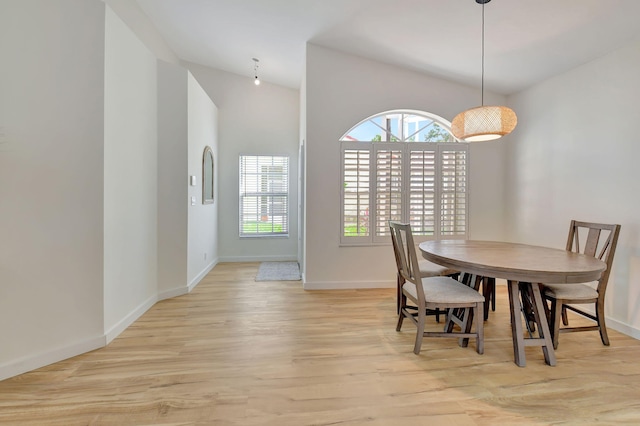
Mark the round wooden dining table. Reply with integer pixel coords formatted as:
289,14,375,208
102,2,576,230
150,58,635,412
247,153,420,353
419,240,607,367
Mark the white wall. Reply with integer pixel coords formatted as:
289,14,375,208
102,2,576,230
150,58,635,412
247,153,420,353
103,5,158,342
298,67,307,273
158,64,218,296
0,0,220,381
187,73,219,284
157,62,189,297
304,44,508,289
103,0,179,65
506,39,640,338
0,0,106,379
187,63,300,262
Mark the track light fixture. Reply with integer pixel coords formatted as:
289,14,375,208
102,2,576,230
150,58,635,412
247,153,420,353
253,58,260,86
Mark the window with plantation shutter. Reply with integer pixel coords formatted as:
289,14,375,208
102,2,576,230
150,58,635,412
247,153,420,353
374,145,403,239
440,148,467,236
340,110,468,245
408,148,436,236
239,155,289,237
342,149,370,240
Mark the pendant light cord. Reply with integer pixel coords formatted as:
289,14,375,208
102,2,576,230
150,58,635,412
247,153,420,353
481,1,485,106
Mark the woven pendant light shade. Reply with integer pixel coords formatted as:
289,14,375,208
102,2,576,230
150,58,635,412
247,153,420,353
451,105,517,142
452,0,518,142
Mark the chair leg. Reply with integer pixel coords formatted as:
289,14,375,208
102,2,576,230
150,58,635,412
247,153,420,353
414,307,426,355
459,307,474,348
396,274,403,315
482,277,489,320
596,301,610,346
444,307,460,333
455,304,483,354
542,294,551,323
550,299,562,350
491,279,496,312
476,303,484,354
396,310,404,332
482,277,495,321
396,288,406,332
561,306,569,326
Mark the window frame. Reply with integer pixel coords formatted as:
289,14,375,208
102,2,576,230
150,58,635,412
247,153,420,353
239,155,290,238
339,110,469,246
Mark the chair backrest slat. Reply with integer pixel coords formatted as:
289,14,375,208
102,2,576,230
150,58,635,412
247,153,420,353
596,237,611,262
566,220,621,295
584,228,601,258
389,221,423,298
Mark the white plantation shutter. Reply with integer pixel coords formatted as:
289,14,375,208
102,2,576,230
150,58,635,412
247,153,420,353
408,148,436,236
374,145,403,239
341,143,468,245
239,155,289,237
340,111,468,245
342,147,370,241
440,148,467,236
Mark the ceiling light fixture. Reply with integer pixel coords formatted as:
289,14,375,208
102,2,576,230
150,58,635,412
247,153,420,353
451,0,517,142
252,58,260,86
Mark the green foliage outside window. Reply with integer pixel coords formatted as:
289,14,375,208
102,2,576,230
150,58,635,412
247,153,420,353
424,124,454,142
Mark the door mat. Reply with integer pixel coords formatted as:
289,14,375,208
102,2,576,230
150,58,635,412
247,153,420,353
255,261,301,281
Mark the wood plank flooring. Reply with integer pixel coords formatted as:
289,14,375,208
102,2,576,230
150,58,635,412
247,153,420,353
1,262,640,425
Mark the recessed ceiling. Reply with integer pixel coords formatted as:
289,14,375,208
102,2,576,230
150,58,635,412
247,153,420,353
136,0,640,95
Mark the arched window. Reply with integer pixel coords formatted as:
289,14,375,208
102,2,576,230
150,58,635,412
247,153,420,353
340,110,468,245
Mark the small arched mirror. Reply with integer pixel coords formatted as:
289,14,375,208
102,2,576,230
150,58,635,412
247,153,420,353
202,146,214,204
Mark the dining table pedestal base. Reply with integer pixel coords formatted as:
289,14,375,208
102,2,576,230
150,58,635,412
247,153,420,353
507,280,556,367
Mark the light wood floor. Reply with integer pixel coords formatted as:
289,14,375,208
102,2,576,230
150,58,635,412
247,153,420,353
1,262,640,425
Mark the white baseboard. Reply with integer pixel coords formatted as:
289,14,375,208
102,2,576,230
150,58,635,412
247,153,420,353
563,304,640,341
218,255,298,263
487,281,640,339
607,317,640,340
0,335,105,382
189,258,218,290
105,294,157,344
158,286,189,301
303,280,394,290
158,259,219,301
94,258,221,350
0,259,223,382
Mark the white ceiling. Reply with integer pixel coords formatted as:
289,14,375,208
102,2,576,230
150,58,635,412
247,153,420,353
136,0,640,95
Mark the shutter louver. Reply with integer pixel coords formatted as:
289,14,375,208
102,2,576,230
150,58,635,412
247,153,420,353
409,149,436,236
375,149,403,237
343,149,370,237
440,150,467,236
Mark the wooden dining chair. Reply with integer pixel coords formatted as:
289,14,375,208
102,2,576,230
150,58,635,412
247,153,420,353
390,223,458,320
482,277,496,320
390,221,484,355
542,220,621,349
